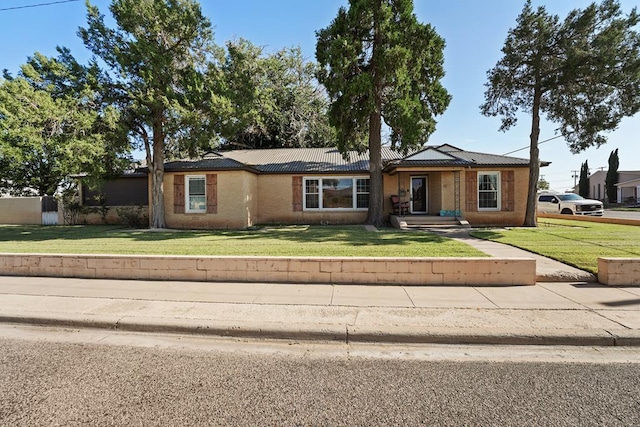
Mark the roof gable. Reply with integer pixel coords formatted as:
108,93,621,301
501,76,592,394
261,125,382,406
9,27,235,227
404,147,457,161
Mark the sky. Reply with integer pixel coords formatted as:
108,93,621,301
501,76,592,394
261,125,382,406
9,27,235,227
1,0,638,192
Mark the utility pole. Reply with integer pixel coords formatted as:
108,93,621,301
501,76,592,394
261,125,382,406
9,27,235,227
571,170,579,187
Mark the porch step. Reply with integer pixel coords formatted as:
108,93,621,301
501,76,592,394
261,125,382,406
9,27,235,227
389,215,469,230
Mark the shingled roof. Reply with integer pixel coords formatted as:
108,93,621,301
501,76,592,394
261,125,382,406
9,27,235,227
150,145,545,174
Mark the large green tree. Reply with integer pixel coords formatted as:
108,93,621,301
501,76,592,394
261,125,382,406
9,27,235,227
79,0,225,229
17,49,132,181
316,0,451,226
0,49,128,196
0,78,93,195
219,40,334,149
481,0,640,227
605,148,619,203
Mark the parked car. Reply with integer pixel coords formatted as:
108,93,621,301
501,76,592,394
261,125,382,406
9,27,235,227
537,192,604,216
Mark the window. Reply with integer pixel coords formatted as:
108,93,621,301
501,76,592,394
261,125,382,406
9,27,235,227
356,178,370,209
478,172,500,210
305,179,319,209
186,175,206,213
303,177,369,210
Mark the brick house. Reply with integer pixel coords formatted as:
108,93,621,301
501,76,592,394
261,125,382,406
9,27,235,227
80,144,547,228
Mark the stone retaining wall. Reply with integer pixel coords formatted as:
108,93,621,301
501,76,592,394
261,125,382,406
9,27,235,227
0,254,536,286
598,258,640,286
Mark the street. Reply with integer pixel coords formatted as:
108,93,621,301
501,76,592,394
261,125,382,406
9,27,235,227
603,210,640,221
1,326,639,426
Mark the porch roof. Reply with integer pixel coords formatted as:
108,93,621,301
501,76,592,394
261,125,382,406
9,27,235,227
616,177,640,187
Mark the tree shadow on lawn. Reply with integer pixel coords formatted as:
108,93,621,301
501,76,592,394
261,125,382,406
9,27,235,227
0,224,452,247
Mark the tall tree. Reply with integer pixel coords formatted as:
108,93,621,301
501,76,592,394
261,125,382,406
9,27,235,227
219,40,334,149
0,49,128,196
481,0,640,227
605,148,619,203
316,0,451,226
16,49,132,183
579,160,590,198
79,0,225,229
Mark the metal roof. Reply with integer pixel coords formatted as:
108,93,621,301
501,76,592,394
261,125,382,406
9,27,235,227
222,148,376,173
136,145,545,174
163,157,252,172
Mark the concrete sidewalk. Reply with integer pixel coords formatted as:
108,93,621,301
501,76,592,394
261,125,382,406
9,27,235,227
1,275,639,346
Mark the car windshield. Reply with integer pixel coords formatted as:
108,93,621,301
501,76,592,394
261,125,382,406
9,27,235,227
557,194,584,201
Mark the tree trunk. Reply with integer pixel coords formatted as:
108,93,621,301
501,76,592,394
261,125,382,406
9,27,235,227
524,89,541,227
150,113,166,229
366,111,384,226
365,2,385,227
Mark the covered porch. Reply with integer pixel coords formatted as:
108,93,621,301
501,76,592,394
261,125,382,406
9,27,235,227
384,168,468,229
385,168,464,213
616,178,640,204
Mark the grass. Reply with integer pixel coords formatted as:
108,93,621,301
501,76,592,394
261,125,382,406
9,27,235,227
0,224,487,258
471,218,640,273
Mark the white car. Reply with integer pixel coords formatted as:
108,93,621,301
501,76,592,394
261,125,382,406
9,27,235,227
537,193,604,216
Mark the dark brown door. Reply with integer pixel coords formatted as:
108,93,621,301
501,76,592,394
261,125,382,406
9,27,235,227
411,177,427,213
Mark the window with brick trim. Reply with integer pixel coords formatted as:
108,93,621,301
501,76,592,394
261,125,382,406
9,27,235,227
303,176,369,210
478,172,500,211
186,175,206,213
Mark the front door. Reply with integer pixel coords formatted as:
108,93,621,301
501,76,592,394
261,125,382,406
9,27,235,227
411,176,428,213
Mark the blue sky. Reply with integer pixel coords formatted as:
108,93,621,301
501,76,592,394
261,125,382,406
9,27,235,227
1,0,638,191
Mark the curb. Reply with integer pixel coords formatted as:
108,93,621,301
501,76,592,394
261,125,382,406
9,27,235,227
2,315,639,347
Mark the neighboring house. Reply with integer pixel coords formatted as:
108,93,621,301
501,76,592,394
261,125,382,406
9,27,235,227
81,144,547,228
586,170,640,203
616,176,640,204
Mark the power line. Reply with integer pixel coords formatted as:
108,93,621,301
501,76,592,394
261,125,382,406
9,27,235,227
502,134,565,156
0,0,79,12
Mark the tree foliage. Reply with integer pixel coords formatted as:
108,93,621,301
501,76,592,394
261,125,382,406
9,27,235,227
0,49,130,196
605,148,619,203
537,176,550,191
579,160,590,198
79,0,225,228
481,0,640,226
316,0,450,226
218,40,334,149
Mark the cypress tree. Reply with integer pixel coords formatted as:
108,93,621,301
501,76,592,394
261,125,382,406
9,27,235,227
605,149,619,203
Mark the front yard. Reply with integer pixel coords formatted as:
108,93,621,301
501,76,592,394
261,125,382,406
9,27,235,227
0,225,486,258
471,218,640,273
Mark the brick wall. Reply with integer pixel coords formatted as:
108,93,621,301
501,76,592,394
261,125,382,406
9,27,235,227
0,254,537,286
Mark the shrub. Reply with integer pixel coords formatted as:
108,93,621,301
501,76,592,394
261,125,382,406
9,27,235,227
116,206,149,229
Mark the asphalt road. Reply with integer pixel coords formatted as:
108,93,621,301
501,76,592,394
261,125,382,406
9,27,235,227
1,327,639,426
603,210,640,220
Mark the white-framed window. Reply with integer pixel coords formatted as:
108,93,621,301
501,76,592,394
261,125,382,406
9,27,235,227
186,175,206,213
355,178,370,209
303,176,369,210
478,172,500,211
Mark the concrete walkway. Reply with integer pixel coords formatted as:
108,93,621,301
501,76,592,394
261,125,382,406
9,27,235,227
1,275,639,346
426,228,597,282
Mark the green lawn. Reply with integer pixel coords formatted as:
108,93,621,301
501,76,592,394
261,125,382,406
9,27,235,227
471,218,640,273
0,225,486,257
